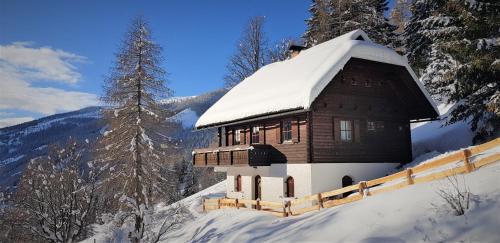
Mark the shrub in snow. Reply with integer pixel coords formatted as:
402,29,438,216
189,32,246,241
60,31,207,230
435,174,471,216
2,138,101,242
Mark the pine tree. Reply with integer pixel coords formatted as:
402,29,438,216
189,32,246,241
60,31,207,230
305,0,397,47
404,0,438,75
390,0,413,52
99,16,175,242
303,0,333,47
415,0,499,141
268,38,296,62
390,0,412,34
224,16,269,88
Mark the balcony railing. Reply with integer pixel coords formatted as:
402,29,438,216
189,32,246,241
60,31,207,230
193,144,273,167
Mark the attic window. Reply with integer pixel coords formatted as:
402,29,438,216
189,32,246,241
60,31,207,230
355,35,365,41
365,80,372,87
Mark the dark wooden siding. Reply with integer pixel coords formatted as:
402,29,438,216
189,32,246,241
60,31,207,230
222,114,309,164
310,59,414,163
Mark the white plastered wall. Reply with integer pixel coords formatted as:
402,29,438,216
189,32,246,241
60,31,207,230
310,163,399,194
222,162,398,202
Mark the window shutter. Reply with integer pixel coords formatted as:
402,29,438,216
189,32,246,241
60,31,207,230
228,130,233,146
259,125,265,144
240,128,246,145
354,120,361,142
334,118,341,142
218,127,222,147
291,119,299,143
276,121,282,144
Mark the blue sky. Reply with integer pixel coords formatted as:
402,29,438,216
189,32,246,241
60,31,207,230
0,0,395,127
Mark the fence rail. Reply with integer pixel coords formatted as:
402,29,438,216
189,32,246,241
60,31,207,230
202,138,500,217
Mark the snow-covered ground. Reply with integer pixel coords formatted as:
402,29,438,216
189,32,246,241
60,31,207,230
83,102,500,242
157,145,499,242
84,143,500,243
411,103,474,159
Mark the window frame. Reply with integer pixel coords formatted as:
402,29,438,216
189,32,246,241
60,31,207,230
376,121,385,130
367,121,376,132
281,119,293,143
285,176,294,198
251,126,260,144
233,129,241,145
340,120,353,142
235,175,242,192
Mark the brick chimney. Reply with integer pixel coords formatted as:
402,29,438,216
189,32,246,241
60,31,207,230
289,45,306,58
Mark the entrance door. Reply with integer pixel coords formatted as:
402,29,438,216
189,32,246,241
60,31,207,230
254,175,262,200
342,175,353,198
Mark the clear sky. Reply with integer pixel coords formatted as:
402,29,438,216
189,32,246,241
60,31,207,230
0,0,395,127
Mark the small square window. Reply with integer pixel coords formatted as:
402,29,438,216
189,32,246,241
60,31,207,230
367,121,376,131
351,78,358,86
365,80,371,87
376,121,385,129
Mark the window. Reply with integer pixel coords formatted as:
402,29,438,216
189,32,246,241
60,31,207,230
251,126,260,144
351,78,358,86
340,120,353,142
234,129,241,145
367,121,376,131
286,176,294,197
376,121,385,130
235,175,242,192
282,120,292,142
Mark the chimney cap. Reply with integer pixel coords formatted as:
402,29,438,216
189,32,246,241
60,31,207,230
289,45,306,52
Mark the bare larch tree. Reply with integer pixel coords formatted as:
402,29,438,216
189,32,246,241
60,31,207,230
224,16,269,88
99,16,175,243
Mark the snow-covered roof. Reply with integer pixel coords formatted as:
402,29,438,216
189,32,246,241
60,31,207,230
196,29,438,128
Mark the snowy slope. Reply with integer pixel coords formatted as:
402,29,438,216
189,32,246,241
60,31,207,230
411,103,474,159
0,89,227,189
158,147,500,243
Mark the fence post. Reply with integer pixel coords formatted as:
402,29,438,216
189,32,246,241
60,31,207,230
358,181,366,197
202,198,206,212
317,193,323,208
256,200,261,210
463,149,474,173
286,201,292,216
217,199,221,209
235,199,239,209
406,168,414,185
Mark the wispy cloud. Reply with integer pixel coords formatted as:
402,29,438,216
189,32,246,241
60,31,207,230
0,42,98,126
0,42,85,84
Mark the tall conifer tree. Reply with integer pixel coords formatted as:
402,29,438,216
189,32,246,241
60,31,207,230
99,16,175,242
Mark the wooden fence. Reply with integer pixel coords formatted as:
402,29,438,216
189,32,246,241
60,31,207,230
202,138,500,217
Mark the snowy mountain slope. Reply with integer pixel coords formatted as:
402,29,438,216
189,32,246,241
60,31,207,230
155,146,500,243
0,89,227,189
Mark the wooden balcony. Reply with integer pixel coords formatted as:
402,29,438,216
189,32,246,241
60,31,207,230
193,144,273,167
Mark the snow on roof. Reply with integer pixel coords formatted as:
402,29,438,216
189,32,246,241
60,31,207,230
196,29,438,128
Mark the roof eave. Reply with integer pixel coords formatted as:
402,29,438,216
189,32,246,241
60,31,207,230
195,107,308,130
